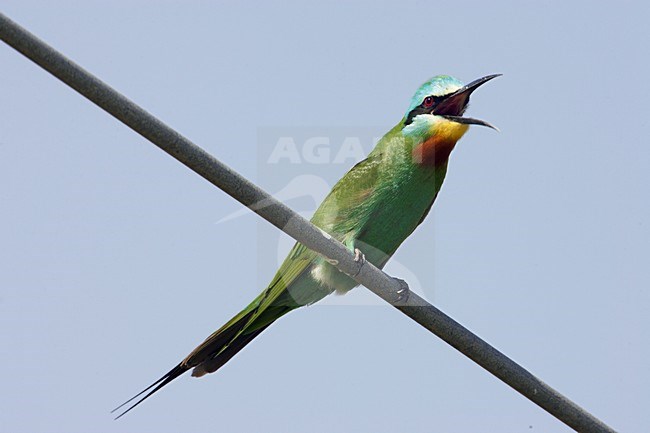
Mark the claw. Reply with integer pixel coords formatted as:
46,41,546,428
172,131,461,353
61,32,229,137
353,248,365,276
391,278,410,305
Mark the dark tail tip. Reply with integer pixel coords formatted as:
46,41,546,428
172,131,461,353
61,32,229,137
112,364,188,420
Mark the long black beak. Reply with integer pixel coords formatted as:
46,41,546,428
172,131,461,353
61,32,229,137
433,74,501,130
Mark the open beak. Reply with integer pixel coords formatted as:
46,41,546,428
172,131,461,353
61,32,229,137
432,74,501,130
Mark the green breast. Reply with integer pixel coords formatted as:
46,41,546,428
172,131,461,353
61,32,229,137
356,162,447,268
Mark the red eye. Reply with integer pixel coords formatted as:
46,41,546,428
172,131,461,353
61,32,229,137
423,96,435,108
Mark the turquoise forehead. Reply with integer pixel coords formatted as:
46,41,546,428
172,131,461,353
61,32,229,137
405,75,464,116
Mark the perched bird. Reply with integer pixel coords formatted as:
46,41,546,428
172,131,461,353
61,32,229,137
113,74,500,418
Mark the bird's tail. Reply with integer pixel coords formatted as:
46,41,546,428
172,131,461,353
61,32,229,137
111,363,189,419
112,303,290,419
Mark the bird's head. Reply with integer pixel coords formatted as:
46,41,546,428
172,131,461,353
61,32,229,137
402,74,500,165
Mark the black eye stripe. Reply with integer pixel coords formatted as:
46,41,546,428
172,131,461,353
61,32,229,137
423,95,442,107
404,95,443,126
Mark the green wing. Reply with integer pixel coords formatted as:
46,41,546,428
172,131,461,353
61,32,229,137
311,150,384,237
186,150,386,371
113,151,386,418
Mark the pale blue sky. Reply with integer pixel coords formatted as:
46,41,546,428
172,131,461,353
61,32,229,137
1,1,648,432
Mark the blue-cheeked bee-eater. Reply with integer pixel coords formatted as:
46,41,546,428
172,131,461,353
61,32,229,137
114,74,500,418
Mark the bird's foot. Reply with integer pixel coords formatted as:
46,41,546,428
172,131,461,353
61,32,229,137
391,278,410,305
352,248,366,277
